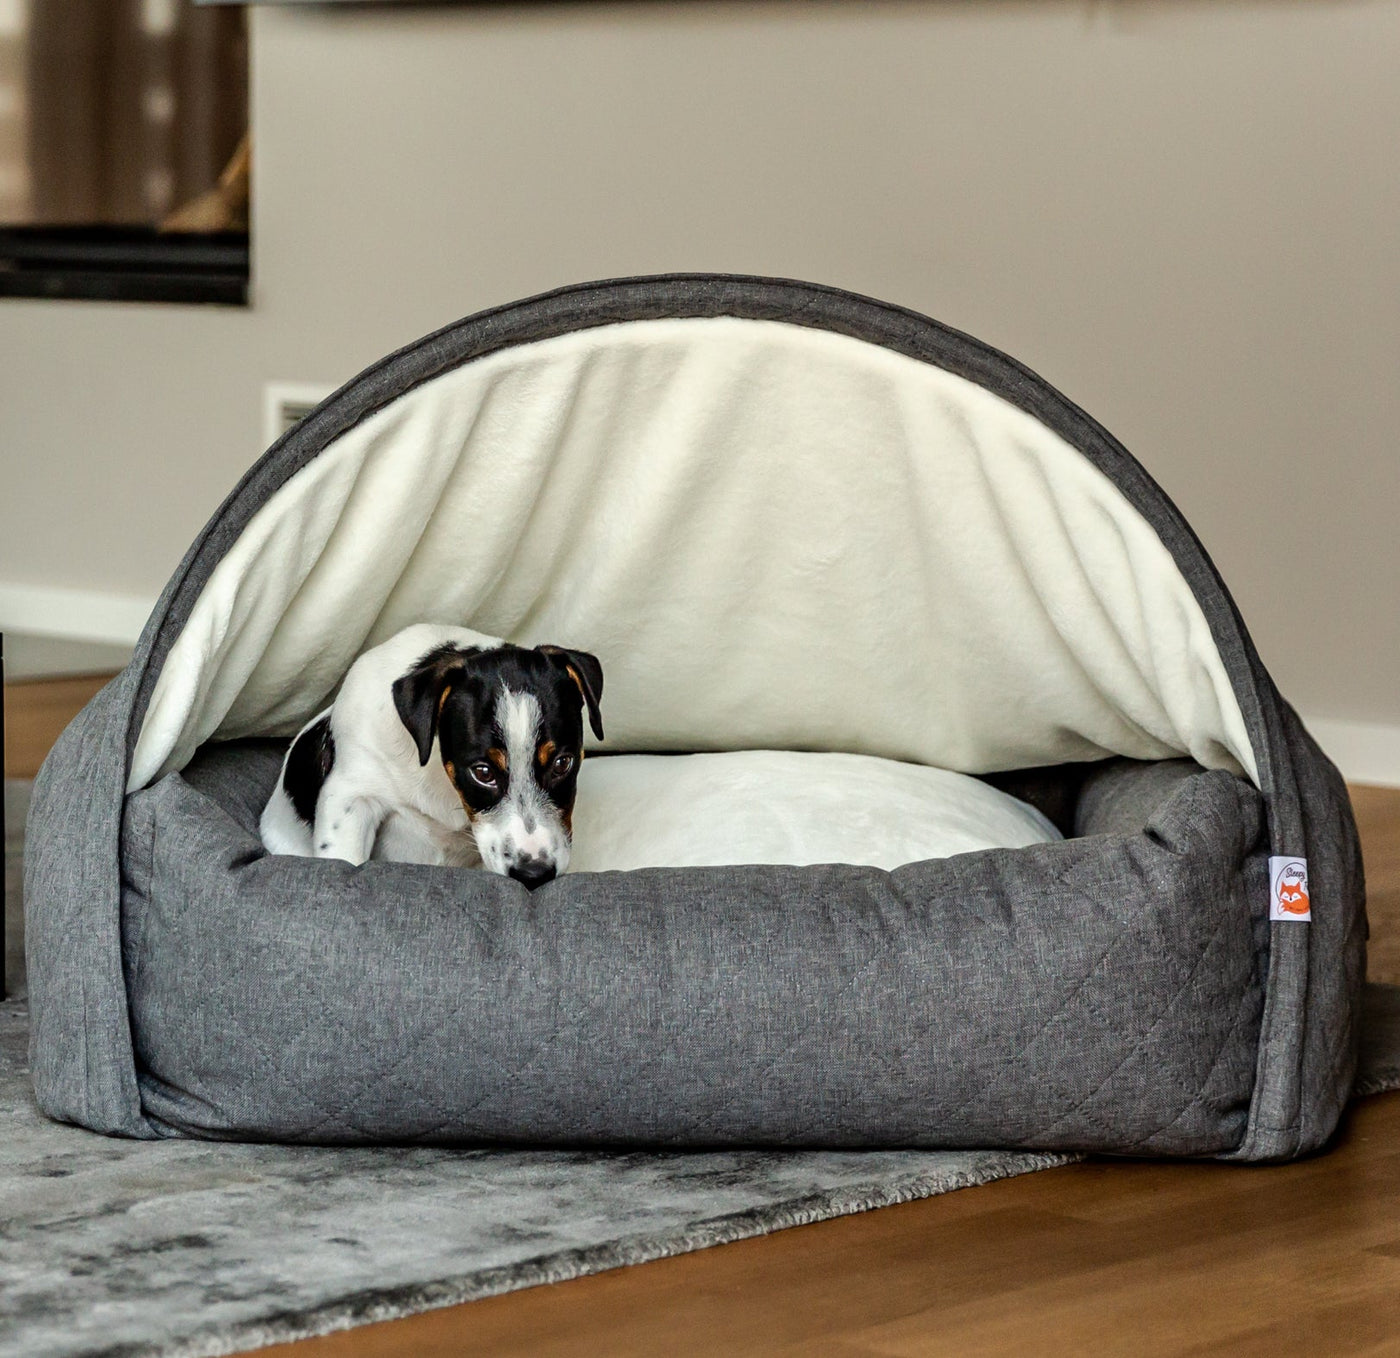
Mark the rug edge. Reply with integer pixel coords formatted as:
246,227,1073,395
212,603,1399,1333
151,1149,1078,1358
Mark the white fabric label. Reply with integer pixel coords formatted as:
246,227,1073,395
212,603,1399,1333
1270,856,1311,922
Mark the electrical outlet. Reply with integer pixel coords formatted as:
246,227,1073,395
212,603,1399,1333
263,381,337,450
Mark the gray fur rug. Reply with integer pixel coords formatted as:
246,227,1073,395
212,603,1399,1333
4,776,1399,1358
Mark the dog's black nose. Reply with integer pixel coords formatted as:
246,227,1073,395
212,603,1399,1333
508,859,557,890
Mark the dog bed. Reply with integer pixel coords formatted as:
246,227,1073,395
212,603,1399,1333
25,275,1364,1159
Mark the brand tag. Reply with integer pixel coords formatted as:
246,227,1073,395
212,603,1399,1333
1269,857,1311,922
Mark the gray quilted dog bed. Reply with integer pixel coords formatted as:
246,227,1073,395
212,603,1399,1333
25,276,1364,1161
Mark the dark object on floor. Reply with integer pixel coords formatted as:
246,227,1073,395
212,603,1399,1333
3,781,25,1002
1,633,5,1001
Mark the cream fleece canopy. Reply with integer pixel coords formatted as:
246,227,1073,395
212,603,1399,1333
131,316,1255,791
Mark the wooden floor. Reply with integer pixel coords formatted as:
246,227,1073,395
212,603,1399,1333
7,679,1400,1356
1354,785,1400,988
2,673,113,780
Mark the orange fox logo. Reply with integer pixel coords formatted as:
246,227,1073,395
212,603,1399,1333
1275,863,1310,916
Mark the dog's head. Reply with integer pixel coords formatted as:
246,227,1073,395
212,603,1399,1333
392,642,604,888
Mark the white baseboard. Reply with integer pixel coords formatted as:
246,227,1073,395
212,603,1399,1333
0,582,157,647
1299,717,1400,790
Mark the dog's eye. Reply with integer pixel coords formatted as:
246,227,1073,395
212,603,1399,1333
550,751,575,777
468,761,499,788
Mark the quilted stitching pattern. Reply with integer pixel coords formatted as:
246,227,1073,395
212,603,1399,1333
127,752,1266,1155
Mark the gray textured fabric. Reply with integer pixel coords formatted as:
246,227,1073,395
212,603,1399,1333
22,275,1367,1156
1073,759,1205,838
26,672,155,1137
121,743,1266,1154
1266,702,1365,1157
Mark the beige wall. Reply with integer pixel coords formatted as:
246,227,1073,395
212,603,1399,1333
1,0,1397,732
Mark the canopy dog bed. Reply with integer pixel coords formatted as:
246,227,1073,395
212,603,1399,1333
26,275,1365,1160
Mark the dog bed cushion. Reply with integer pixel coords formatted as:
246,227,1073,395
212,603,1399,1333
119,741,1260,1151
569,752,1062,871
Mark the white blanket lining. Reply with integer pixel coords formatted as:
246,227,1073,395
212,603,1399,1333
131,316,1257,796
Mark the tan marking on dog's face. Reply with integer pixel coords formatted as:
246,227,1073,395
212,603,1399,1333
441,759,480,821
486,747,508,774
437,684,453,716
537,740,556,767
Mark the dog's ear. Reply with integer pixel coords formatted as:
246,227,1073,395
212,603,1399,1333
392,647,474,766
540,645,604,741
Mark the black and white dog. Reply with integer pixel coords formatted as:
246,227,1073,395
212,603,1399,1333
259,624,603,886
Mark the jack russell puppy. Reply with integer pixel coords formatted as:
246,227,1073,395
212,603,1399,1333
259,623,604,886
